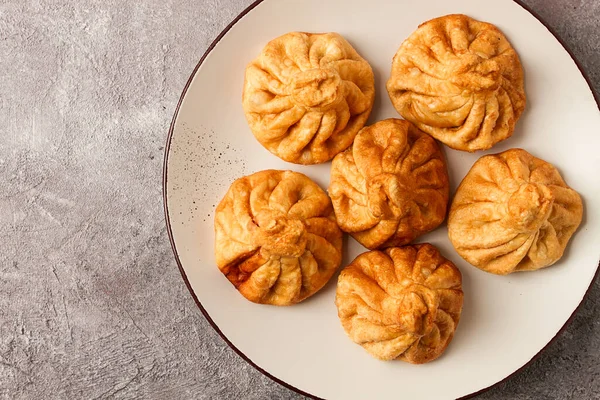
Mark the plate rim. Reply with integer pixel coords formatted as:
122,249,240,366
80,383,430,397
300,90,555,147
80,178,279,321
162,1,600,398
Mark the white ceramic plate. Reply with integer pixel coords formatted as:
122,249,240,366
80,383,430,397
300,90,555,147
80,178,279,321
164,1,600,398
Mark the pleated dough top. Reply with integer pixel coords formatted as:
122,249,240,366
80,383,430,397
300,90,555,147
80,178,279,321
329,119,449,249
448,149,583,274
387,14,526,152
214,170,343,305
336,244,463,363
243,32,375,164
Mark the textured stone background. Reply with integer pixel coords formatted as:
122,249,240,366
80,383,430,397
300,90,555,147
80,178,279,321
0,0,598,399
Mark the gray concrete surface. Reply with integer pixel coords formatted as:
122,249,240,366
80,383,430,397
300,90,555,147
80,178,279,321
0,0,598,398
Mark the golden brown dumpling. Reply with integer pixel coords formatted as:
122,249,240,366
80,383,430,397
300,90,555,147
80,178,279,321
336,244,463,364
329,119,449,249
243,32,375,164
386,14,526,152
214,170,343,305
448,149,583,275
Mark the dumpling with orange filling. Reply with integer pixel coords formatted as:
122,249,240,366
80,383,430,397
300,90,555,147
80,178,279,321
214,170,343,305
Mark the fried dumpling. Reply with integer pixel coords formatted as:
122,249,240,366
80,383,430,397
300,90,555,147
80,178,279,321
329,119,449,249
335,244,464,364
386,14,526,152
214,170,343,305
243,32,375,164
448,149,583,275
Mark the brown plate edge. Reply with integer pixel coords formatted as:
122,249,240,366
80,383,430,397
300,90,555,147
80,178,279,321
161,1,600,399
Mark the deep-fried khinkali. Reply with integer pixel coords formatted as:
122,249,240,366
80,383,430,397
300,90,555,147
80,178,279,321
243,32,375,164
386,14,526,152
448,149,583,275
329,119,449,249
335,244,464,363
214,170,343,305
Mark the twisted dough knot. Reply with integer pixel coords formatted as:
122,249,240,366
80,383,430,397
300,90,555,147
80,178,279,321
251,209,308,257
335,244,463,364
291,68,343,109
242,32,375,164
214,170,343,305
366,173,412,220
393,284,438,337
506,183,554,232
386,14,526,152
448,149,583,275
